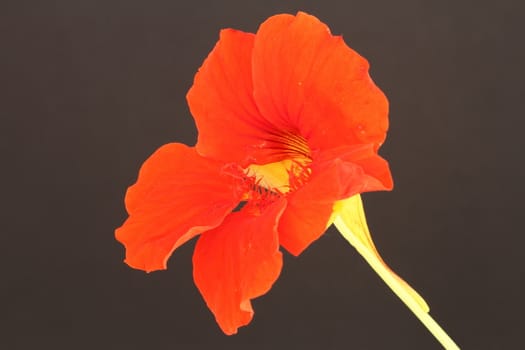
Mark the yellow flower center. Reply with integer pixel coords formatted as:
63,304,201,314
245,133,311,194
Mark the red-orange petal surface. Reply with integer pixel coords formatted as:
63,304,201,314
192,199,286,335
188,12,389,167
252,12,389,153
187,29,274,166
279,145,393,256
115,143,241,272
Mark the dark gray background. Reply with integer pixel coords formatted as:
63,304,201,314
3,0,524,349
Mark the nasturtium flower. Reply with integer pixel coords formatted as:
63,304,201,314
116,12,459,349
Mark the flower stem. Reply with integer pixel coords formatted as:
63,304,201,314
333,196,460,349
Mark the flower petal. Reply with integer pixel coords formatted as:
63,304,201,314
192,199,286,335
314,144,394,194
115,143,241,272
279,145,392,256
187,29,274,166
252,11,389,152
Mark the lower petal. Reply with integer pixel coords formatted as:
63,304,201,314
192,199,286,335
313,144,393,194
279,146,393,256
115,143,241,272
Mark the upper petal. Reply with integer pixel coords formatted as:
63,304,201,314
115,143,241,272
187,29,274,166
278,145,392,256
192,199,286,335
252,12,389,152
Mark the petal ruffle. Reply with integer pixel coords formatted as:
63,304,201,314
115,143,241,272
252,12,389,152
187,29,275,166
278,145,392,256
313,144,393,194
192,199,286,335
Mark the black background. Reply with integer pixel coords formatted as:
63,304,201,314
3,0,524,349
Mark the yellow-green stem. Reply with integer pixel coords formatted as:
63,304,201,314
334,212,460,349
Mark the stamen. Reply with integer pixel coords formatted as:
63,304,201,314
221,163,283,216
222,131,313,215
287,159,312,192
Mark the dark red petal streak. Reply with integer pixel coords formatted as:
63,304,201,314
193,199,286,335
279,145,392,256
252,12,389,152
115,143,241,272
188,29,273,166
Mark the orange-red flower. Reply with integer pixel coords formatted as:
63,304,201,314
116,12,392,335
